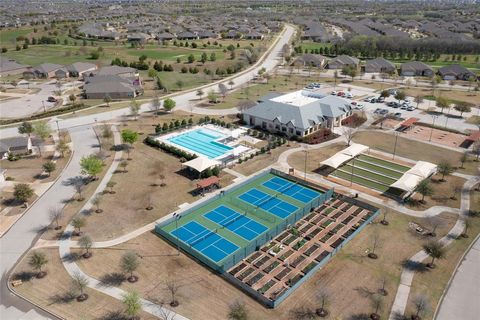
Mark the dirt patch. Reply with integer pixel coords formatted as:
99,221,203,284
404,125,467,148
234,145,291,176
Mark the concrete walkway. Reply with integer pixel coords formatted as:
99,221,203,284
435,235,480,320
388,176,479,319
57,126,188,320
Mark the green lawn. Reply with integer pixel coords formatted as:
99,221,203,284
330,169,390,192
125,47,226,61
353,159,404,179
2,45,100,66
340,164,397,185
0,28,34,46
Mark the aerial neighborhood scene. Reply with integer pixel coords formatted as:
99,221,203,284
1,0,479,320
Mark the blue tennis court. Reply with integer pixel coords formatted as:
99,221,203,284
204,205,268,241
170,221,239,262
263,176,320,203
238,188,297,219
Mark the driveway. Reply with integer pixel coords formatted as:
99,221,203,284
0,125,99,319
436,235,480,320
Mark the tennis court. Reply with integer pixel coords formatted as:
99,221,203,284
171,221,239,262
238,188,298,219
204,205,268,241
262,176,320,203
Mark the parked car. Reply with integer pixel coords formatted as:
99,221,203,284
386,101,396,107
331,91,338,95
337,91,345,97
379,109,389,115
355,104,364,110
345,92,353,99
370,98,377,103
400,104,408,110
407,106,416,111
388,89,397,95
47,96,57,102
377,97,385,103
364,96,374,102
351,101,357,106
394,112,402,118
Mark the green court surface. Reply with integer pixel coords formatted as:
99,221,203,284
330,155,411,194
159,172,323,265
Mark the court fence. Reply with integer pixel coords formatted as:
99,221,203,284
155,168,334,274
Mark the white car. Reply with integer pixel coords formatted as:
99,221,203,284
354,104,364,110
345,92,353,98
331,91,338,95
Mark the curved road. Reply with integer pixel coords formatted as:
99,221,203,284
0,25,295,139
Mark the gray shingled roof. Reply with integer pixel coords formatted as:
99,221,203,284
401,61,433,72
438,64,475,77
329,55,359,66
244,91,352,130
66,62,97,73
366,57,395,70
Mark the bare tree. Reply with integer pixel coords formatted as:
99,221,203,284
72,176,85,201
78,235,93,258
378,275,388,296
411,294,429,320
370,294,383,320
315,288,330,317
165,278,180,307
368,232,382,259
227,300,248,320
71,271,89,302
49,207,63,230
426,216,446,237
343,127,357,146
380,209,389,226
288,306,316,320
91,194,103,213
218,83,228,100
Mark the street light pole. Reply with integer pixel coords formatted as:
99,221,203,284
303,147,308,182
392,132,399,160
350,158,355,186
429,115,437,142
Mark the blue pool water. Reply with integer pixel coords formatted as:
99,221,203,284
167,128,233,159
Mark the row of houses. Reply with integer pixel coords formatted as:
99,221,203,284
293,54,477,80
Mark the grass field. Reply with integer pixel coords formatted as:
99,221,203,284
330,154,410,193
158,172,322,267
0,28,34,45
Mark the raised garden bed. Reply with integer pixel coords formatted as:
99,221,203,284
254,255,270,268
332,223,345,233
293,239,307,251
332,210,343,219
331,237,344,249
275,267,292,280
303,244,320,256
263,261,280,273
314,250,330,263
320,233,333,243
290,255,306,268
300,223,314,234
238,267,255,281
247,272,264,286
321,219,334,228
276,232,290,242
259,279,276,294
323,207,335,216
271,286,287,300
302,261,318,274
246,252,262,263
343,215,354,224
306,227,321,240
287,274,303,287
278,250,294,261
229,262,247,276
352,207,363,216
283,234,298,245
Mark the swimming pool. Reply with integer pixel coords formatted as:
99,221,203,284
167,128,233,159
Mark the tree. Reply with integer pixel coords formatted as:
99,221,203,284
218,83,228,99
163,98,175,112
106,181,117,194
394,91,406,102
437,160,453,181
121,251,140,282
370,294,383,320
152,96,161,116
148,68,158,81
103,94,112,107
207,90,219,103
454,102,471,117
91,194,103,213
18,121,33,137
187,54,195,63
196,89,204,100
343,127,357,146
380,90,390,98
435,96,449,114
414,95,424,108
72,176,85,200
33,121,52,157
426,216,446,237
411,294,429,320
368,232,381,259
422,241,445,268
315,288,330,317
13,183,34,203
49,207,63,230
123,290,142,320
129,100,140,120
56,140,70,157
42,161,56,176
29,251,48,278
69,93,77,106
175,80,184,91
120,160,129,173
416,179,433,203
227,300,248,320
460,151,469,168
80,155,103,179
165,278,180,306
71,271,89,301
71,216,86,236
78,235,93,258
228,80,235,90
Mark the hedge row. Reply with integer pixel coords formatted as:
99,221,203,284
0,103,87,125
144,136,197,160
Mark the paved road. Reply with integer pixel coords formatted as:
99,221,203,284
436,235,480,320
0,125,99,319
0,25,295,139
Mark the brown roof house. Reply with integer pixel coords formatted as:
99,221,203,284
438,65,476,81
0,136,32,159
327,55,359,70
400,61,434,77
365,57,396,74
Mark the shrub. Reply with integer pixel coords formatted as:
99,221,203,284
144,136,197,160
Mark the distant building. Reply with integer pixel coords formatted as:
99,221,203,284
293,54,328,68
365,57,396,74
66,62,98,78
0,136,32,159
0,57,31,76
438,64,476,81
327,55,359,70
23,63,63,79
127,32,151,44
242,90,353,137
83,66,141,99
400,61,434,77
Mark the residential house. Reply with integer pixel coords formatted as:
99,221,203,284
438,64,476,81
176,31,198,40
245,30,264,40
400,61,434,77
83,75,138,99
23,63,64,79
197,30,218,39
0,136,32,159
293,54,328,68
327,55,359,70
223,30,242,39
364,57,396,74
127,32,151,44
242,90,353,138
0,57,31,76
66,62,98,78
93,66,138,78
156,32,176,41
54,68,70,79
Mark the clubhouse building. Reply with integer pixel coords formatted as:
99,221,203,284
242,90,353,137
